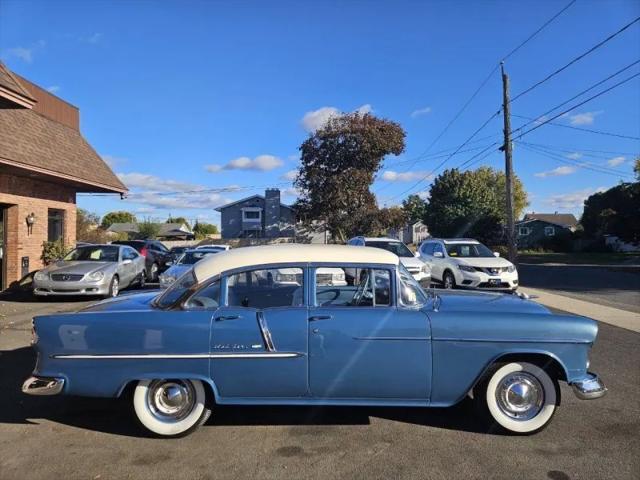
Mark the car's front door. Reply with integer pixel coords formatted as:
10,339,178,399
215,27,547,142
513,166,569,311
205,266,309,399
308,266,431,401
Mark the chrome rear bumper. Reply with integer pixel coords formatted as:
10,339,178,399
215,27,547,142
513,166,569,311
22,376,65,396
571,372,607,400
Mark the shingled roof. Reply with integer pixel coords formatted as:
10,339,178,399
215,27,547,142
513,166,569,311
0,61,36,107
521,213,579,229
0,62,126,193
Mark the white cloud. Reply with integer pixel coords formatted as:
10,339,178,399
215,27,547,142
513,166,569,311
534,166,576,178
118,172,204,192
102,154,128,168
281,187,300,198
301,104,373,132
410,106,432,118
205,154,283,172
567,111,603,126
4,47,33,63
125,191,231,210
565,152,582,160
46,85,60,93
544,187,607,210
381,170,434,182
607,156,625,167
280,170,298,181
533,115,549,125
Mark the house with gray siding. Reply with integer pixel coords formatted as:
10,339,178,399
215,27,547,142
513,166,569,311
215,189,295,239
516,212,579,249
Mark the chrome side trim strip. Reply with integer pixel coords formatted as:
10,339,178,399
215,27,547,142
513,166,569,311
51,352,302,360
354,336,430,341
432,337,592,344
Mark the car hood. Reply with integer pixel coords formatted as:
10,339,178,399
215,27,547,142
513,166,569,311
80,290,161,312
437,290,550,315
453,257,513,268
399,257,425,268
44,261,115,275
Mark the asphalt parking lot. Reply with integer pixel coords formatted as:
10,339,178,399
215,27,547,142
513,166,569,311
0,289,638,480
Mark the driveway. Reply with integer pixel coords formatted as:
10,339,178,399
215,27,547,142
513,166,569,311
518,264,640,314
0,296,638,480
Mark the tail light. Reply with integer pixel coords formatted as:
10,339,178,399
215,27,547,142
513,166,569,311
140,247,148,257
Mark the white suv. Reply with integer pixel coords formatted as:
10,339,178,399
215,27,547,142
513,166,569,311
418,238,518,291
347,236,431,285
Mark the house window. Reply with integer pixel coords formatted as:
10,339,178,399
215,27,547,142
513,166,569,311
519,227,531,236
544,226,555,237
47,209,65,242
242,209,262,221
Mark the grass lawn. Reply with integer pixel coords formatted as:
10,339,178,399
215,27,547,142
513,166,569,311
518,251,640,265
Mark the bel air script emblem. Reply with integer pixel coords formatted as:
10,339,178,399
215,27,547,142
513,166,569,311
213,344,263,350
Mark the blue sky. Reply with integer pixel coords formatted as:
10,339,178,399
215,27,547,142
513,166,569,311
2,0,639,226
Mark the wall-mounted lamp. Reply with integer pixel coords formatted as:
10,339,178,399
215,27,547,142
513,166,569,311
26,212,36,235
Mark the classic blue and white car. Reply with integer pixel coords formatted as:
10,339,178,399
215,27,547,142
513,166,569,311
22,245,606,437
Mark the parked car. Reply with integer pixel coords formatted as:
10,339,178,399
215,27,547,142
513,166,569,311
32,244,145,298
347,236,430,285
23,244,605,437
159,248,222,289
168,246,190,263
111,240,172,282
257,267,346,287
418,238,518,291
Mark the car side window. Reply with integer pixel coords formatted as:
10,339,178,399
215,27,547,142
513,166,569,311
316,267,391,307
123,247,137,260
433,243,445,256
421,242,434,256
185,279,221,309
227,267,304,309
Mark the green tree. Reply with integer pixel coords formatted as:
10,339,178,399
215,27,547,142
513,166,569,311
101,210,137,229
402,194,427,223
634,157,640,180
166,216,191,229
581,182,640,243
77,208,111,243
193,221,219,239
422,167,528,244
137,219,160,239
295,112,406,242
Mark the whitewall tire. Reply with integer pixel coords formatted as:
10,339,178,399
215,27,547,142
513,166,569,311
133,379,211,437
478,362,559,434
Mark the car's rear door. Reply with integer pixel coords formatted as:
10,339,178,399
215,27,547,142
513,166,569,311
308,266,431,401
206,266,309,399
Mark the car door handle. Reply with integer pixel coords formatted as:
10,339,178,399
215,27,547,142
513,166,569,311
215,315,241,322
309,315,332,322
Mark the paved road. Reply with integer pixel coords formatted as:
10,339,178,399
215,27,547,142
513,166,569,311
1,298,639,480
519,264,640,314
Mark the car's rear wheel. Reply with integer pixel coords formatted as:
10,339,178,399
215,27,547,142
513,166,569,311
133,379,211,437
443,270,456,289
475,361,559,434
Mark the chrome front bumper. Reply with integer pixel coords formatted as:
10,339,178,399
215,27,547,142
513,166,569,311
22,376,65,396
571,372,607,400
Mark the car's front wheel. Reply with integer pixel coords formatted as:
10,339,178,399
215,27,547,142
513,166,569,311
442,270,456,289
133,379,211,437
475,361,559,434
106,275,119,298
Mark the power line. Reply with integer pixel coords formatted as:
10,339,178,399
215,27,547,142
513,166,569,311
376,0,577,193
510,16,640,103
512,72,640,142
510,59,640,136
511,114,640,140
519,142,632,173
463,145,501,169
78,182,291,197
384,140,499,168
518,142,635,178
517,140,639,160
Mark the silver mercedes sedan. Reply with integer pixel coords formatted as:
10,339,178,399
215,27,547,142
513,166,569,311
33,244,146,298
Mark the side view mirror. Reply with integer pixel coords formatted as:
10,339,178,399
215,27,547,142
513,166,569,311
122,259,133,265
166,261,173,266
493,251,500,257
414,251,420,257
433,251,444,258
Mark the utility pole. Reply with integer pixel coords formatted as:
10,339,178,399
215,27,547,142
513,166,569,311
500,61,517,264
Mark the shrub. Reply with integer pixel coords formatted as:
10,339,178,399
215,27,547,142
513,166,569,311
41,240,70,265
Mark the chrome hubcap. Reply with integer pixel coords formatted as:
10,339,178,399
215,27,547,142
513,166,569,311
496,372,544,421
147,380,195,421
112,278,119,296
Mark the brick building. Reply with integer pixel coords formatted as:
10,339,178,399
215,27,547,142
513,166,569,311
0,62,126,290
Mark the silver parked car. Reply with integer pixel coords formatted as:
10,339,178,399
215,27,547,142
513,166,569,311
33,244,146,298
159,248,221,289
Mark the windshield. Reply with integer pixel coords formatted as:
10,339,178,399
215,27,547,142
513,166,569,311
365,240,414,258
153,270,198,308
63,246,119,262
177,251,218,265
446,243,494,258
398,263,429,307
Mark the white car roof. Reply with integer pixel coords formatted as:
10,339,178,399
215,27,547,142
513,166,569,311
426,238,480,245
356,237,404,243
192,244,399,282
